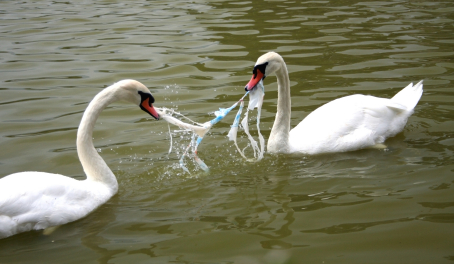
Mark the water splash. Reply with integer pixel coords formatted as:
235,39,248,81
157,99,242,174
157,80,265,173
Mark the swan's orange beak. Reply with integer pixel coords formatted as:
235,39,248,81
140,97,160,120
245,68,264,91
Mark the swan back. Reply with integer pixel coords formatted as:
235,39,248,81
289,82,423,154
0,172,110,238
289,95,402,154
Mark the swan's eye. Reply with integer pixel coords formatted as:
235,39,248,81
252,62,268,79
138,91,155,105
148,94,155,104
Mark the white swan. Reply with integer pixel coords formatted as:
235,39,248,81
245,52,423,154
0,79,160,239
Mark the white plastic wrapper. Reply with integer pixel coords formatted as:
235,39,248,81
160,113,211,138
158,80,265,173
227,80,265,162
248,80,265,110
156,100,240,173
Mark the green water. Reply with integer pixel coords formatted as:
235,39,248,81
1,0,453,263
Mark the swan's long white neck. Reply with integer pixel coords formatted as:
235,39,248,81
268,59,291,153
77,85,119,194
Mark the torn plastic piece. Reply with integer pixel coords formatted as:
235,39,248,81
227,80,265,162
227,100,247,159
157,97,244,173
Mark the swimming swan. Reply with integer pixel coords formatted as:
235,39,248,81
245,52,423,154
0,79,160,239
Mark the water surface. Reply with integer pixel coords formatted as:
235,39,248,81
1,1,453,263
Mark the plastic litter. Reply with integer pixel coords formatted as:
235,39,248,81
156,94,246,174
157,80,265,173
227,80,265,162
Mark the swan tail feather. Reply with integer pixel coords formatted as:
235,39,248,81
390,80,423,111
386,101,407,111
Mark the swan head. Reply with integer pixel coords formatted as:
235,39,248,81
245,52,283,91
115,79,160,120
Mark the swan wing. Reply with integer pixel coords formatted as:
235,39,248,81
0,172,106,237
289,94,412,154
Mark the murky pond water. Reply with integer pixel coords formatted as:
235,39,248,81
1,0,454,263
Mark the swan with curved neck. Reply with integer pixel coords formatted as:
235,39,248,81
0,79,159,239
245,52,423,154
